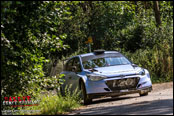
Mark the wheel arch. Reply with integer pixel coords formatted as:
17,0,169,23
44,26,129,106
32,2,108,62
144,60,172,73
79,78,84,90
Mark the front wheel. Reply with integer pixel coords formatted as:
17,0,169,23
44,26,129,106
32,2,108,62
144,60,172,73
81,82,92,105
139,91,148,96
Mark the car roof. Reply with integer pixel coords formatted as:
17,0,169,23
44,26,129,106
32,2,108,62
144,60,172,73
79,51,119,57
78,51,123,62
65,51,123,63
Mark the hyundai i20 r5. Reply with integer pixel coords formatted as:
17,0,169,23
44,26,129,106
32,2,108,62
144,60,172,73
60,50,152,104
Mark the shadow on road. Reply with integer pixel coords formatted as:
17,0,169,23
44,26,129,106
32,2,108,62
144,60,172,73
91,96,139,105
75,99,173,115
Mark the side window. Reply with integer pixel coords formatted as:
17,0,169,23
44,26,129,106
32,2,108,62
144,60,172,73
73,57,82,72
65,58,74,71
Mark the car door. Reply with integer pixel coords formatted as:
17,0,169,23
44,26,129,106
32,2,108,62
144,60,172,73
61,58,74,92
62,57,82,93
70,57,83,91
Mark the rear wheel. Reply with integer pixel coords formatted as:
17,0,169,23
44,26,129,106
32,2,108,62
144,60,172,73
60,86,65,97
80,81,92,105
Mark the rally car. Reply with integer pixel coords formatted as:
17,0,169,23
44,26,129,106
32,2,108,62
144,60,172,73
60,50,152,104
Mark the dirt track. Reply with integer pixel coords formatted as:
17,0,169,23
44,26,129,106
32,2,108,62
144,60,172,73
68,82,173,115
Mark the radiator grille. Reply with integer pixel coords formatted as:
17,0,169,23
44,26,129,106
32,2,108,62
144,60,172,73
106,77,140,91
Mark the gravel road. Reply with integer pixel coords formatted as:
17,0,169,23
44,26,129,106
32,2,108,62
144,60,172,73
68,82,173,115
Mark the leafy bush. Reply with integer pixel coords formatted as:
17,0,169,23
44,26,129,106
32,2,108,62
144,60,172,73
123,25,173,83
18,86,81,115
1,1,69,108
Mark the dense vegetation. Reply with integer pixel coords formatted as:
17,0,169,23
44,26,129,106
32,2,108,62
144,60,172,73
1,1,173,114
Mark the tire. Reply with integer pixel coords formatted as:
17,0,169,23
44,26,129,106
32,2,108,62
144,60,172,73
80,81,92,105
60,86,65,97
139,91,148,96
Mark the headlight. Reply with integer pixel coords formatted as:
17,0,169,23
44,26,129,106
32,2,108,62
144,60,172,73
87,74,107,81
136,69,145,75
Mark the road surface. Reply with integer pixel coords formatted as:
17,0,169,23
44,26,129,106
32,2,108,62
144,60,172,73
68,82,173,115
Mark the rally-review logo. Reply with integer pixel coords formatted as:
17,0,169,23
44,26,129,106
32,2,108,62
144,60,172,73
2,96,40,107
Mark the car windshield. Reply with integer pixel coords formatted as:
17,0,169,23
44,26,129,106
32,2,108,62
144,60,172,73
83,56,131,69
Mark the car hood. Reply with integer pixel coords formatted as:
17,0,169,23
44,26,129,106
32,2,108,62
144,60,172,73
91,64,142,77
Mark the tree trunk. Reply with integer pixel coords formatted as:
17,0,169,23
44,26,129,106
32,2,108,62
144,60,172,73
153,1,161,27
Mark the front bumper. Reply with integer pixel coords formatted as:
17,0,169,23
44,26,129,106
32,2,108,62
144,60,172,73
85,75,152,96
88,86,152,99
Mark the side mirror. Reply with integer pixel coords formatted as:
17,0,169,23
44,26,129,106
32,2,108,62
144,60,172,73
71,66,77,72
132,64,138,67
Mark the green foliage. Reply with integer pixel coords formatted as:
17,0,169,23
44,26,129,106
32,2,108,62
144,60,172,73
18,86,81,115
123,25,173,83
1,1,69,110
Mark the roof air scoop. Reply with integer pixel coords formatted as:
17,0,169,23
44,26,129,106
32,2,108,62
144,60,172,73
94,49,105,55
